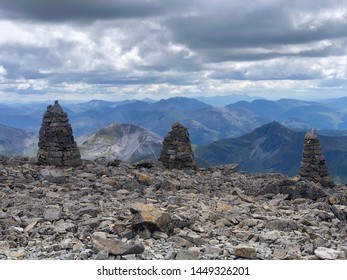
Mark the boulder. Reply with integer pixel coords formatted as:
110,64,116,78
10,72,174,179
130,203,171,233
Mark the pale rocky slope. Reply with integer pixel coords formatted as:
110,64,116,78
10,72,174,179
0,156,346,260
79,123,163,163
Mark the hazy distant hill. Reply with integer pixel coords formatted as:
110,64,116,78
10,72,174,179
0,124,38,157
3,96,347,146
195,93,260,106
195,121,347,183
79,123,163,162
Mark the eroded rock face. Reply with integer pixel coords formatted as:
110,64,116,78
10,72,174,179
159,122,196,169
299,129,334,188
37,101,81,167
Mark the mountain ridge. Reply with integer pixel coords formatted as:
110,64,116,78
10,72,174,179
196,121,347,182
79,123,163,163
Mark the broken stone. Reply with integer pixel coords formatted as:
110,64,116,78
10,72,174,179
152,231,168,239
39,169,66,184
234,244,257,259
265,219,298,232
92,234,145,256
331,205,347,222
24,218,41,233
314,247,344,260
43,207,62,221
130,203,171,233
175,249,200,260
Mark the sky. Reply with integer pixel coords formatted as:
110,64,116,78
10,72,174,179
0,0,347,102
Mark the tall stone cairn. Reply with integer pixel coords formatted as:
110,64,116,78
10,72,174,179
159,122,196,169
37,101,82,167
299,129,334,188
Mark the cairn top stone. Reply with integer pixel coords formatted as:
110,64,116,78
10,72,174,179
159,122,196,170
299,128,334,188
37,101,81,167
48,100,63,113
304,128,318,140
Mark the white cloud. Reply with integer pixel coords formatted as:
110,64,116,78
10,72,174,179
0,1,346,102
0,65,6,82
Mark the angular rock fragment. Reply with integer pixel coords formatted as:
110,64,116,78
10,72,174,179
314,247,345,260
265,219,298,232
43,207,62,221
175,249,200,260
331,205,347,222
92,234,145,256
39,168,66,184
255,178,327,200
130,203,171,233
234,244,257,259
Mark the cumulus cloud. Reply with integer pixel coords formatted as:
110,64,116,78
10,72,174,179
0,0,346,101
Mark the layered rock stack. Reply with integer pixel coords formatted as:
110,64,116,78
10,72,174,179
37,101,82,167
299,129,334,188
159,122,196,169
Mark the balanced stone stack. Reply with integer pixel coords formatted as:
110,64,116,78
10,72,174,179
159,122,196,169
299,129,334,188
37,101,82,167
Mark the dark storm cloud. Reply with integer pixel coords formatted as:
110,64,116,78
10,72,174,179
0,0,166,21
0,0,346,101
166,1,347,62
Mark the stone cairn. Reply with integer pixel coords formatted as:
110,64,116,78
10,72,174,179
159,122,196,169
37,101,82,167
299,129,334,188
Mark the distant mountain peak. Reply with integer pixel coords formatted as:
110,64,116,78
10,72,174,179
80,123,163,163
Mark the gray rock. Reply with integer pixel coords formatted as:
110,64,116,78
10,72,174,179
331,205,347,222
175,249,200,260
1,155,347,261
152,231,168,239
43,207,62,221
92,234,145,256
314,247,343,260
204,246,222,257
54,222,77,233
265,219,298,232
234,244,257,259
40,169,66,184
95,250,109,260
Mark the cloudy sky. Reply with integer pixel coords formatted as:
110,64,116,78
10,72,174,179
0,0,346,102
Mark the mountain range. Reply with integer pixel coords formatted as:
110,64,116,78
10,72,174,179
2,96,347,146
2,95,347,182
195,121,347,183
0,124,38,157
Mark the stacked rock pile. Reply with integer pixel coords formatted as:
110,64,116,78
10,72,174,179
299,129,334,188
37,101,81,167
159,122,196,169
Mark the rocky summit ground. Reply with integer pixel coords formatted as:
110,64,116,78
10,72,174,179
1,155,347,260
